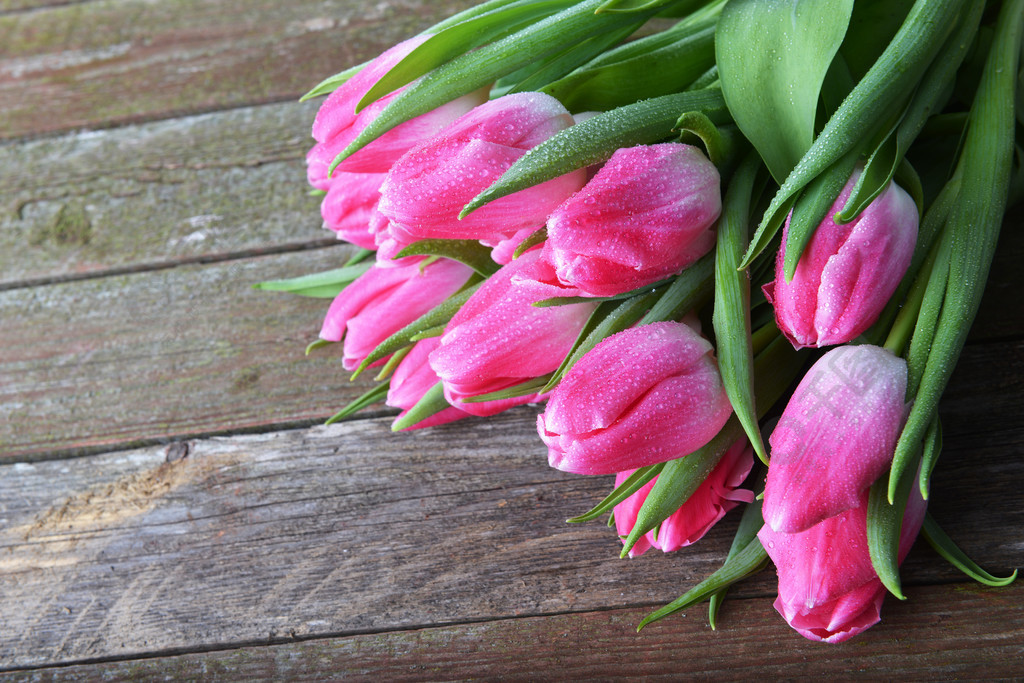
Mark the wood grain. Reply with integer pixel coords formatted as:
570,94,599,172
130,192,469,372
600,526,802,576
0,0,477,140
0,245,382,460
0,406,1020,670
11,583,1024,680
1,100,326,287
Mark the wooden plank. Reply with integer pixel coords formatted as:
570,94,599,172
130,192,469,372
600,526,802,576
0,0,477,140
0,100,328,287
11,583,1024,680
0,245,381,460
0,402,1020,670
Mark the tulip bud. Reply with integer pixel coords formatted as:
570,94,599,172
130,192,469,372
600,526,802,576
320,257,474,371
377,93,587,252
763,345,908,534
613,439,755,557
758,487,927,643
764,170,918,349
307,36,487,178
317,171,387,251
542,143,721,297
538,321,733,475
428,249,596,417
387,337,470,431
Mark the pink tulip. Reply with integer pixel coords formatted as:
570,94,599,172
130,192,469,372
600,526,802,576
387,337,471,430
758,487,927,643
307,36,487,178
538,321,733,475
319,171,387,250
540,143,721,297
377,93,587,251
428,249,596,417
320,257,474,371
764,170,918,349
762,345,908,534
614,439,755,558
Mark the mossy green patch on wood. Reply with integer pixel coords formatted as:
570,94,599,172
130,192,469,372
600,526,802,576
28,201,92,247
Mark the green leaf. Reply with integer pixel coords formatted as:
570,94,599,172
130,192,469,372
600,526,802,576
867,463,915,600
533,277,672,307
351,283,480,379
356,0,577,112
252,262,372,298
301,62,365,101
835,0,983,224
739,0,967,269
638,536,769,630
566,464,664,523
782,147,859,281
674,112,733,169
458,374,553,403
391,382,453,431
461,88,728,217
717,0,854,182
922,514,1018,587
709,481,766,628
541,18,716,112
512,228,547,259
596,0,707,12
333,0,673,170
324,382,390,426
503,22,644,96
395,239,500,277
305,339,333,355
637,251,715,325
889,0,1022,502
918,416,942,499
712,153,766,463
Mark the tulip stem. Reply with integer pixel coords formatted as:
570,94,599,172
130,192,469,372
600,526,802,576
882,235,940,357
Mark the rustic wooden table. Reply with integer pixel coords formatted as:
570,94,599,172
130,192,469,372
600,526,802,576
2,1,1022,679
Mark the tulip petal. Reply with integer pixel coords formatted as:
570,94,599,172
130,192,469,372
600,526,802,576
763,345,908,533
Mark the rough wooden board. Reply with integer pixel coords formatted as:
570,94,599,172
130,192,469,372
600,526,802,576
0,245,381,460
0,0,477,140
11,582,1024,680
0,413,747,669
0,100,329,287
0,404,1020,670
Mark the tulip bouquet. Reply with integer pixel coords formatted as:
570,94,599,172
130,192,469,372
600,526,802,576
258,0,1022,643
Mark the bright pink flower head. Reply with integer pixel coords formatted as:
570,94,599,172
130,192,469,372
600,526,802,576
377,92,587,250
428,249,596,417
319,171,387,250
758,487,927,643
614,439,755,558
320,257,474,371
764,170,918,349
538,321,733,475
763,345,908,534
387,337,471,431
542,143,721,297
307,36,487,179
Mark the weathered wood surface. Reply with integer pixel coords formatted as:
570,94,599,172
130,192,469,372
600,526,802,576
0,244,384,460
11,583,1023,681
0,101,328,287
0,0,477,140
0,408,1020,670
